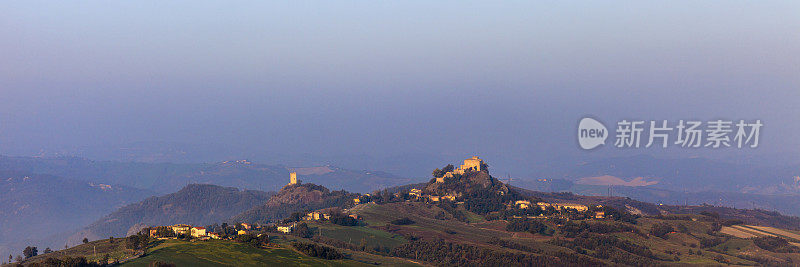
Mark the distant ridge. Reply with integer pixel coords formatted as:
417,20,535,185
67,184,274,245
0,155,412,193
0,171,150,258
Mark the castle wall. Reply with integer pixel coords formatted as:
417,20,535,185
437,156,484,182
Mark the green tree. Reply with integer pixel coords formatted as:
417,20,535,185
82,237,89,244
432,168,443,178
650,222,674,239
442,164,454,173
149,260,177,267
126,234,151,251
23,246,38,259
294,223,313,238
43,247,52,254
432,164,455,177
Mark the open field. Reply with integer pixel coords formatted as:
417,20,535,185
743,225,800,241
721,226,759,238
312,223,407,249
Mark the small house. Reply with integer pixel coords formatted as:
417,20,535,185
191,227,207,238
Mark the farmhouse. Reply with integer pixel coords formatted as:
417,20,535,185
277,223,295,233
409,189,422,197
191,227,207,238
595,211,605,219
171,224,191,235
557,203,588,211
305,211,331,221
515,200,531,209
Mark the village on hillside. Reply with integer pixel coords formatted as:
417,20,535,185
144,156,609,241
14,156,800,267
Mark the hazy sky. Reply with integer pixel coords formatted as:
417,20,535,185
1,1,799,176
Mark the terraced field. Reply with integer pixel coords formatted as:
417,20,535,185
721,224,800,242
720,226,759,238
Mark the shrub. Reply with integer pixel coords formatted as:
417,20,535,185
699,237,726,248
234,234,270,247
649,223,674,239
149,261,177,267
329,213,359,226
294,223,313,238
721,219,744,226
391,217,415,225
753,236,800,253
291,242,345,260
506,219,554,236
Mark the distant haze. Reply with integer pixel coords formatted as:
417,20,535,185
1,1,799,177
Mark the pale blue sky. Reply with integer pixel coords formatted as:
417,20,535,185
1,1,799,176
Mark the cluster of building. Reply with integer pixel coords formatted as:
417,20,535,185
513,200,605,219
326,156,608,222
148,223,264,240
426,194,457,202
272,210,361,234
513,200,589,212
149,224,216,240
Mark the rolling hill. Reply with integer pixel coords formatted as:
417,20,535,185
68,184,274,245
232,182,359,224
0,171,150,259
0,155,413,193
21,198,800,266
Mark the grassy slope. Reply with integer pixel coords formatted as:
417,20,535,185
21,235,419,267
313,222,407,249
122,240,363,267
23,238,135,264
338,202,800,265
21,201,800,266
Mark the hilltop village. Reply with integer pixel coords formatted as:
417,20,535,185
143,156,606,242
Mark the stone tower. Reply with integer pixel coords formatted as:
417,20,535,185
289,172,298,185
436,156,485,183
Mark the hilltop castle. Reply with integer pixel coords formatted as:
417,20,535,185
437,156,484,182
288,172,298,185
